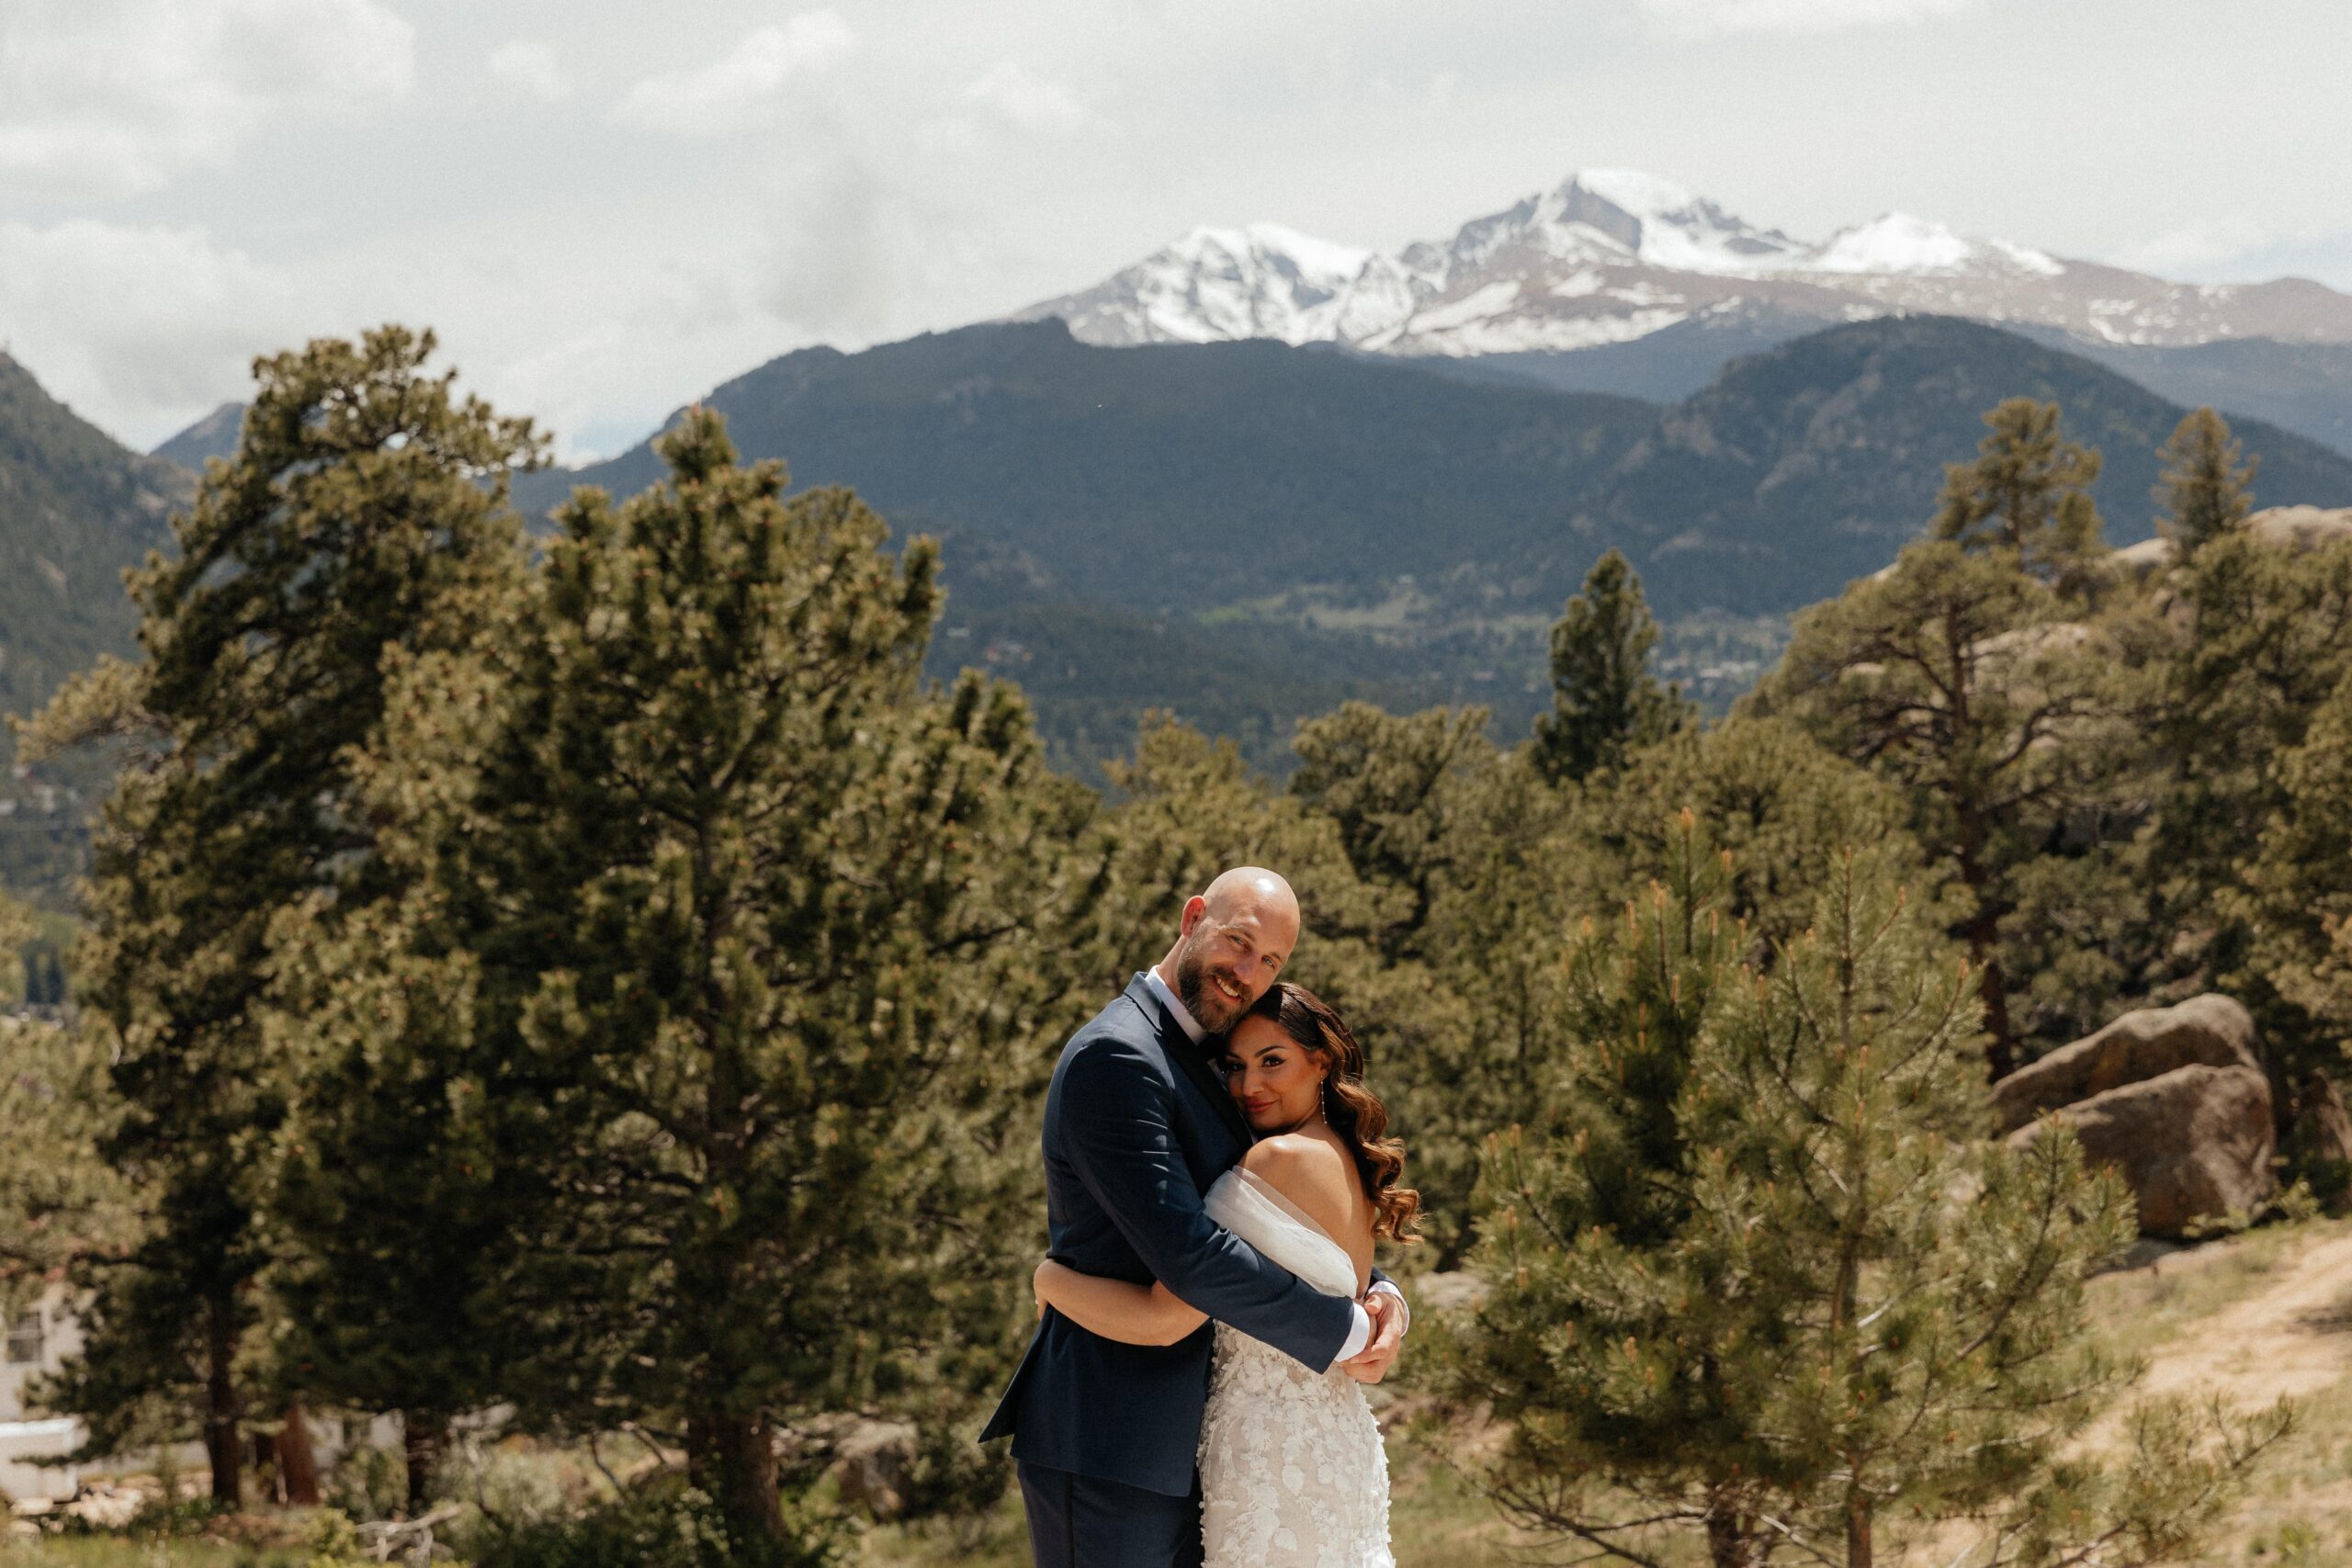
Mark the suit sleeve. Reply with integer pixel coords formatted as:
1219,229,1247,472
1058,1035,1358,1371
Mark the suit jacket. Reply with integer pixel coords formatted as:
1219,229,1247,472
978,974,1362,1495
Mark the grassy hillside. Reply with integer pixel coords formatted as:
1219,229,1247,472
6,1218,2342,1567
853,1218,2352,1567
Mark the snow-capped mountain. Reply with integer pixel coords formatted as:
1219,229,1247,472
1014,171,2352,360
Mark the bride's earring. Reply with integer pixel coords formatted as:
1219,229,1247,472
1320,1076,1332,1120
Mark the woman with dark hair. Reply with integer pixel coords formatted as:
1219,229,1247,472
1034,981,1419,1567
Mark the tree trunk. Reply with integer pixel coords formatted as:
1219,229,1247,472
1975,938,2016,1081
201,1291,243,1508
279,1403,322,1506
1846,1491,1873,1568
686,1408,782,1540
1953,835,2016,1081
403,1412,447,1511
1704,1487,1754,1568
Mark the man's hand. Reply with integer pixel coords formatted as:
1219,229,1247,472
1340,1288,1404,1383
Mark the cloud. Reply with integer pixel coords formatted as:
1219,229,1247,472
613,12,856,135
0,219,345,446
958,61,1085,135
2109,220,2352,291
488,39,569,104
0,0,414,194
1638,0,1978,37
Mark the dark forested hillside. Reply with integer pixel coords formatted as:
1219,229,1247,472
151,401,246,471
16,317,2352,809
0,355,188,895
528,316,2352,625
0,355,186,736
1422,316,2352,465
2015,332,2352,462
509,316,2352,774
1575,316,2352,608
517,321,1662,615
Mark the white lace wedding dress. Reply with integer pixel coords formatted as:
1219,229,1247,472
1196,1168,1395,1568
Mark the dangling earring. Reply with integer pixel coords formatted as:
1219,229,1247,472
1320,1077,1333,1121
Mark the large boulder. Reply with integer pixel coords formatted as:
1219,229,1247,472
2246,505,2352,552
827,1416,918,1518
2007,1063,2276,1236
778,1414,919,1519
2108,536,2175,580
1991,994,2259,1136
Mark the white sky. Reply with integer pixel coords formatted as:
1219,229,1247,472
4,0,2347,457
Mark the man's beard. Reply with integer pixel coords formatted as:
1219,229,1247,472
1175,930,1250,1034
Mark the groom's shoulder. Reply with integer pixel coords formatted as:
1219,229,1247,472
1055,989,1169,1082
1066,988,1158,1055
1070,981,1159,1047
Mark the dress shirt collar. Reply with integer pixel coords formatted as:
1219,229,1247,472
1143,964,1207,1045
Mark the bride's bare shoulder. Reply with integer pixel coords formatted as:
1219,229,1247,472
1241,1134,1355,1222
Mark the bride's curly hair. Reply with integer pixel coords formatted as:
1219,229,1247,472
1249,983,1421,1244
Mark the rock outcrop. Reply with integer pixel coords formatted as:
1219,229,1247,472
1998,996,2276,1237
777,1414,919,1519
2246,505,2352,551
1992,994,2261,1134
2105,507,2352,587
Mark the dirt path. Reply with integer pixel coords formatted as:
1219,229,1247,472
2132,1230,2352,1406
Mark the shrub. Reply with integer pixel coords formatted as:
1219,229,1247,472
469,1485,841,1568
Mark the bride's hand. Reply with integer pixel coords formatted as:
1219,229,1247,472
1340,1291,1405,1383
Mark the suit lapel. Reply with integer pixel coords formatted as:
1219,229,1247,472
1128,974,1253,1150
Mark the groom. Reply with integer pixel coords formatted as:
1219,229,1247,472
980,866,1407,1568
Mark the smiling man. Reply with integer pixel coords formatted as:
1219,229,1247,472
980,865,1408,1568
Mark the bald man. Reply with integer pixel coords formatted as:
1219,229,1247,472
981,867,1408,1568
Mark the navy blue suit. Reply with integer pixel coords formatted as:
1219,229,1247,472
980,975,1361,1566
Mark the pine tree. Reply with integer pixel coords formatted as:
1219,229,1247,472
2139,526,2352,1073
382,411,1076,1545
17,326,540,1503
1289,701,1496,959
1440,831,2288,1568
1751,532,2142,1077
0,897,127,1303
1091,714,1408,982
2155,407,2256,557
2235,674,2352,1063
1929,398,2106,585
1567,716,1954,953
1532,550,1692,785
1433,813,1767,1565
1389,719,1945,1266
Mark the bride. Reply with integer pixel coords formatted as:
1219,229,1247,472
1033,981,1420,1568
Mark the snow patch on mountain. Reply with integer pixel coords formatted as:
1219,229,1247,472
1012,169,2352,358
1810,213,2063,277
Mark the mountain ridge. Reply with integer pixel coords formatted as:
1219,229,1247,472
522,314,2352,622
500,313,2352,774
1013,169,2352,364
30,312,2352,807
